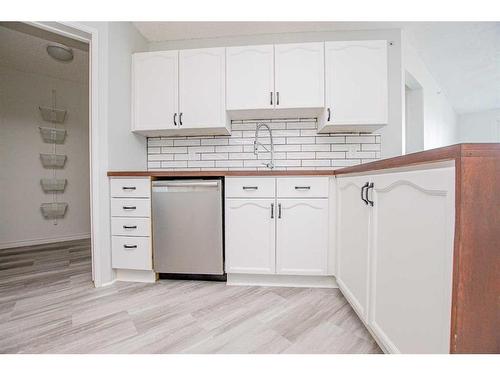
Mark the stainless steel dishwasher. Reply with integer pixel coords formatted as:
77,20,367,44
152,179,224,279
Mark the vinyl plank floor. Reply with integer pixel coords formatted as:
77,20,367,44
0,239,381,354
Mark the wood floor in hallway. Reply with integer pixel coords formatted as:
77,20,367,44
0,239,381,354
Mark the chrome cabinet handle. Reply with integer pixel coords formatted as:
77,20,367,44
270,92,273,105
242,186,258,190
276,91,280,105
122,206,136,210
327,107,331,122
122,186,136,190
123,244,137,249
271,203,274,219
173,113,177,126
179,112,183,126
123,225,137,229
278,203,282,219
294,186,311,190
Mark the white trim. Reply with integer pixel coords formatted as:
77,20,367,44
116,269,157,283
227,273,338,288
0,234,91,250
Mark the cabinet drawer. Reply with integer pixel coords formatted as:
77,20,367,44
277,177,329,198
111,198,151,217
225,177,275,198
110,178,151,198
111,217,151,237
112,236,152,270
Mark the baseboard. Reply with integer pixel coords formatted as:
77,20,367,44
0,233,91,250
227,273,338,288
116,269,157,283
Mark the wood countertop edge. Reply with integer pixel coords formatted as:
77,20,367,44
107,143,500,177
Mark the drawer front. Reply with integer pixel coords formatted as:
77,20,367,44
110,178,151,198
277,177,329,198
225,177,275,198
112,236,152,270
111,217,151,237
111,198,151,217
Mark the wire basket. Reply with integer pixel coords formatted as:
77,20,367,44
39,127,66,144
40,202,68,219
40,153,67,168
39,106,67,123
40,178,67,193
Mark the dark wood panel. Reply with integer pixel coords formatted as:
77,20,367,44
451,155,500,353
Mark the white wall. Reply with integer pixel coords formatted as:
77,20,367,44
403,36,458,151
78,22,148,285
458,109,500,142
0,65,90,247
149,29,404,159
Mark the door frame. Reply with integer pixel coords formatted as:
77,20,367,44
27,21,107,287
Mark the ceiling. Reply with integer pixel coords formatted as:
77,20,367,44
134,21,500,115
404,22,500,114
0,24,89,83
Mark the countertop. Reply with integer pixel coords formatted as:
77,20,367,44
107,143,500,177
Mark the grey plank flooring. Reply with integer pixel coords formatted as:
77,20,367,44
0,239,381,354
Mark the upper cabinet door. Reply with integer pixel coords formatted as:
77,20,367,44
179,47,227,130
132,51,178,132
274,42,325,109
226,45,275,110
323,40,388,129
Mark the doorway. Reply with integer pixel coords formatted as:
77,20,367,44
405,71,424,154
0,23,93,284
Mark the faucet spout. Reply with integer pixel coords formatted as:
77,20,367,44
254,123,275,169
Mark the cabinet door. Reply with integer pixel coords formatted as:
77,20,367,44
226,45,275,110
369,167,455,353
276,199,328,275
336,176,371,319
324,40,387,126
274,42,325,109
132,51,178,131
179,47,226,129
225,199,275,274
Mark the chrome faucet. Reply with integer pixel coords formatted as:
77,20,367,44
253,123,274,169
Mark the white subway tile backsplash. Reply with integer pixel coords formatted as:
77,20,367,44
147,119,381,171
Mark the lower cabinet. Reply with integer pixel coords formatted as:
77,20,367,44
336,175,371,319
276,199,328,275
225,177,330,277
336,165,455,353
225,198,276,274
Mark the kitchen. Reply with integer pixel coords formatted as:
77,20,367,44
0,4,499,370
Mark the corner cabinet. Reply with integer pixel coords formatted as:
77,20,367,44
336,164,455,353
131,48,229,137
319,40,388,133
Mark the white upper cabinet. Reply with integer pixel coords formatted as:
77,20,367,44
320,40,388,133
132,51,178,132
179,48,227,132
274,42,325,109
226,45,274,111
131,48,229,137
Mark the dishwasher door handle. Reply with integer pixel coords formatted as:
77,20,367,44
153,181,219,189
